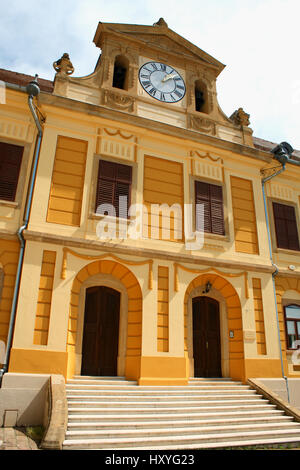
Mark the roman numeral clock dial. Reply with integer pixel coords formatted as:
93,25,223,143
139,62,186,103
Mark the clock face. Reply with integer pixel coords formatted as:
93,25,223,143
139,62,186,103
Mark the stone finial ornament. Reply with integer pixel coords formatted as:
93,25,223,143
230,107,250,126
153,18,168,27
53,53,74,77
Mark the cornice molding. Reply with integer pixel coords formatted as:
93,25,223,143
39,92,272,165
24,229,275,275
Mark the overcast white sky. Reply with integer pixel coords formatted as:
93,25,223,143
1,0,299,148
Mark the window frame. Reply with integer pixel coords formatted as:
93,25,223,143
112,55,129,91
284,304,300,350
0,138,30,209
270,199,300,253
90,155,136,222
194,79,209,114
194,178,226,237
95,159,132,219
0,140,24,203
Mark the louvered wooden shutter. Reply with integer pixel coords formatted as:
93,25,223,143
0,142,24,201
273,202,300,251
195,181,225,235
95,160,132,218
210,184,224,235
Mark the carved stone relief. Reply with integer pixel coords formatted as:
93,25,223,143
187,115,216,135
102,89,135,112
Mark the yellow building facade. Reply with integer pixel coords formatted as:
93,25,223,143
1,18,300,389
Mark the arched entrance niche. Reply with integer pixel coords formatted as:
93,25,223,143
66,260,143,380
184,273,245,381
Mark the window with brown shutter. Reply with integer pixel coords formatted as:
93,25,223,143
0,142,24,201
195,180,225,235
273,202,300,251
95,160,132,219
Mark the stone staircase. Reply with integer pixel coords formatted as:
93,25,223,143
62,376,300,450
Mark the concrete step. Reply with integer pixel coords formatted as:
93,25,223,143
65,421,300,440
66,394,261,403
73,375,127,380
67,409,286,424
67,406,279,419
66,394,264,403
66,384,252,393
62,428,300,450
67,401,274,413
68,378,137,386
96,436,300,451
65,388,257,396
68,396,275,409
67,415,294,431
63,376,300,450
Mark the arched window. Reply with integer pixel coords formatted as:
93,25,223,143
284,304,300,349
112,55,129,91
194,80,209,114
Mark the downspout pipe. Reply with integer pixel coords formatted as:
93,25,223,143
261,141,294,403
0,75,42,386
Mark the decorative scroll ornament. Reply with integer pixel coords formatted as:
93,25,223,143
230,107,250,126
53,53,74,77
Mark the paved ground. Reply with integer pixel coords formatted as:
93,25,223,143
0,427,40,450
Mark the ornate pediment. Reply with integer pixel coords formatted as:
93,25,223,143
94,20,225,76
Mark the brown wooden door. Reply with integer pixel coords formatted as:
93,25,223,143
192,296,221,377
81,286,120,376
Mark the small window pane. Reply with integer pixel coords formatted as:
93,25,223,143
287,321,297,348
285,306,300,320
297,321,300,337
287,321,295,335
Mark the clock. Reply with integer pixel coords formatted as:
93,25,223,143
139,62,186,103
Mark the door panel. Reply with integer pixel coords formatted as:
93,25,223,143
192,296,221,377
81,286,120,376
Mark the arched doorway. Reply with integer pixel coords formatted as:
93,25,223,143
184,273,245,381
81,286,120,376
67,259,143,380
192,296,221,377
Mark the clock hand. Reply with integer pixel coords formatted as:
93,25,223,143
162,73,177,82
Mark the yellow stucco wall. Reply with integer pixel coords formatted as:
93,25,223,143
0,239,20,351
1,86,300,384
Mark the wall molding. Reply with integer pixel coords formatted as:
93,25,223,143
61,247,153,289
174,262,249,298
